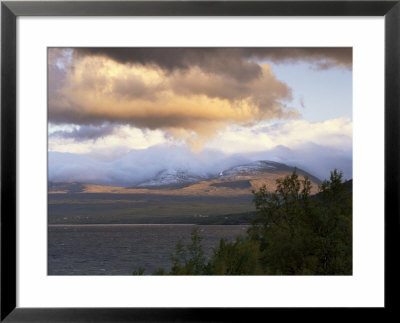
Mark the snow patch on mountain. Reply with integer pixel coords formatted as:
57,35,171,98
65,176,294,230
137,169,208,187
221,161,280,177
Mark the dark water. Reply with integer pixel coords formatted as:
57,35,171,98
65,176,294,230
48,224,249,275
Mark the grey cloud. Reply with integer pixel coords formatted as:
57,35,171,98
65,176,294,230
244,47,352,69
50,124,116,142
168,64,292,112
74,47,352,81
75,48,263,82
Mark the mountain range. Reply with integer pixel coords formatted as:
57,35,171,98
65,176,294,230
49,160,322,196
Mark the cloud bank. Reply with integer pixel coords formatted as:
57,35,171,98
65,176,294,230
48,47,351,150
48,117,352,185
48,143,352,187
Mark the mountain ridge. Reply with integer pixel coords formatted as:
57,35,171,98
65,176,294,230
48,160,322,196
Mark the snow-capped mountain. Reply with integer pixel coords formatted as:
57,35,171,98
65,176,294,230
48,159,322,194
218,160,319,182
136,160,321,188
221,160,283,177
136,169,209,188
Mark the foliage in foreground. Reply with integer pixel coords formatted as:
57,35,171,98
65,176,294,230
134,169,352,275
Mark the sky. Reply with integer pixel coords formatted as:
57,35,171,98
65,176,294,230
48,48,352,186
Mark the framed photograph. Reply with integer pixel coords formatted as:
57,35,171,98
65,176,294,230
1,0,399,321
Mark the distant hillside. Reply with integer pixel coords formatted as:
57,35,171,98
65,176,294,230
48,182,85,193
48,160,321,196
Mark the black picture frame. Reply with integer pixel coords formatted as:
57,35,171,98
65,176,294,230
1,1,399,321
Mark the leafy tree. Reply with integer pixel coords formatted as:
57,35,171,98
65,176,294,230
249,169,351,275
249,170,315,274
169,227,208,275
210,238,262,275
152,268,167,275
313,170,352,274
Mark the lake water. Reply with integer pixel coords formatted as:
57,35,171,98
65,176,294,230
48,224,249,275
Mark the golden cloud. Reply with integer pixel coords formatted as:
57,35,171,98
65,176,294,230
49,51,299,150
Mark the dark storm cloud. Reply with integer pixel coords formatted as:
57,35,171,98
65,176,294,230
75,48,263,82
245,47,352,69
75,47,352,81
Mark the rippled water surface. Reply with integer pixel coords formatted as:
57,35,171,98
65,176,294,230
48,224,249,275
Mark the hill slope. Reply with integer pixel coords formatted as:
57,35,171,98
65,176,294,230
49,160,321,196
